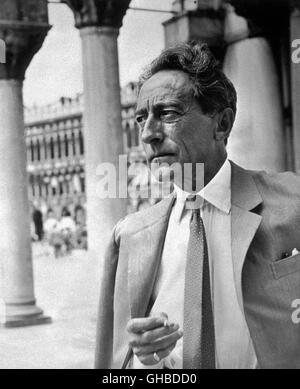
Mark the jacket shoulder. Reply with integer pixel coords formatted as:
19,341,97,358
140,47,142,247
249,169,300,200
114,197,173,242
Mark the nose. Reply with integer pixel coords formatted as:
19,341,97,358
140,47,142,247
141,114,164,145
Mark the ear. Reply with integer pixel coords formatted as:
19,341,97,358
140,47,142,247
214,108,235,142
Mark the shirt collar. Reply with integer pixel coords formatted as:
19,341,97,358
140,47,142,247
173,159,232,223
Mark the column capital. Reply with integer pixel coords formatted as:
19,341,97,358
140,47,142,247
0,0,51,80
63,0,131,29
79,25,119,38
230,0,290,17
229,0,290,39
0,22,50,80
291,0,300,12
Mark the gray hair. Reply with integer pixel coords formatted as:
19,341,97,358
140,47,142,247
138,41,237,118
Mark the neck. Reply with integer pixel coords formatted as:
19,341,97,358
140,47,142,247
204,154,227,186
173,152,227,194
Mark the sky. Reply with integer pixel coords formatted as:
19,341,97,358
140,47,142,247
23,0,174,107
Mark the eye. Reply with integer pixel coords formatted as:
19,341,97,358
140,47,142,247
160,110,180,120
135,114,147,125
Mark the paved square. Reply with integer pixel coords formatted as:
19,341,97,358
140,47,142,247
0,243,102,369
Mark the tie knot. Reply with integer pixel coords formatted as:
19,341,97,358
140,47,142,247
185,194,203,211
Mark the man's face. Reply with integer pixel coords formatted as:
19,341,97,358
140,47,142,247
135,70,218,184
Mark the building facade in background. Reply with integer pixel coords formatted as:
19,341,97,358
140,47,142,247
25,82,146,217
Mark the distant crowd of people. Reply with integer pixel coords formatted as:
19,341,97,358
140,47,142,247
31,203,87,258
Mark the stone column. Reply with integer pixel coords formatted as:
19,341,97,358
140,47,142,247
39,136,45,163
0,0,51,327
67,130,73,158
227,0,290,172
47,138,52,161
65,0,130,260
41,175,47,199
291,4,300,172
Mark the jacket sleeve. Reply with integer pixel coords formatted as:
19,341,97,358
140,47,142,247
94,222,121,369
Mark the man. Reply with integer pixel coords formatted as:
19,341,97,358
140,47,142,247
32,202,44,241
95,42,300,369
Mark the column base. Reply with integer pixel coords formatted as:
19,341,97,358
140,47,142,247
0,302,52,328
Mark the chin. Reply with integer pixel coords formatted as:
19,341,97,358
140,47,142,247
150,168,175,197
151,166,175,183
153,167,171,181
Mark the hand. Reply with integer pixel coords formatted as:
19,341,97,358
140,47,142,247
127,313,183,366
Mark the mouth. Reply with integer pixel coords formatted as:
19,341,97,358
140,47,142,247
150,153,176,163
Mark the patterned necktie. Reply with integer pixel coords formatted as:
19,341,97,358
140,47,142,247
183,195,216,369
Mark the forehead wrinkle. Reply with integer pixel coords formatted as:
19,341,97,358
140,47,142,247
137,77,194,112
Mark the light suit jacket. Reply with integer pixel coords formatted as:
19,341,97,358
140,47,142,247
95,162,300,369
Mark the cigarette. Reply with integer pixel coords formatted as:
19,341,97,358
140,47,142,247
164,319,170,327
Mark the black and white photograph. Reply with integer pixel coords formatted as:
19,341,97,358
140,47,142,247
0,0,300,372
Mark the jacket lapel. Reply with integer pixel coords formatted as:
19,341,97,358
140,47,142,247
230,162,263,311
128,162,263,318
128,194,175,319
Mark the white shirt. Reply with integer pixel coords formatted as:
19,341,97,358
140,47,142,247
133,159,257,369
44,217,58,234
58,216,76,233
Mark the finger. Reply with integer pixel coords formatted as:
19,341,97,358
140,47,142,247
140,323,179,344
128,323,179,348
157,312,168,319
136,343,176,366
127,316,168,334
133,329,183,356
159,312,171,327
152,343,176,362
